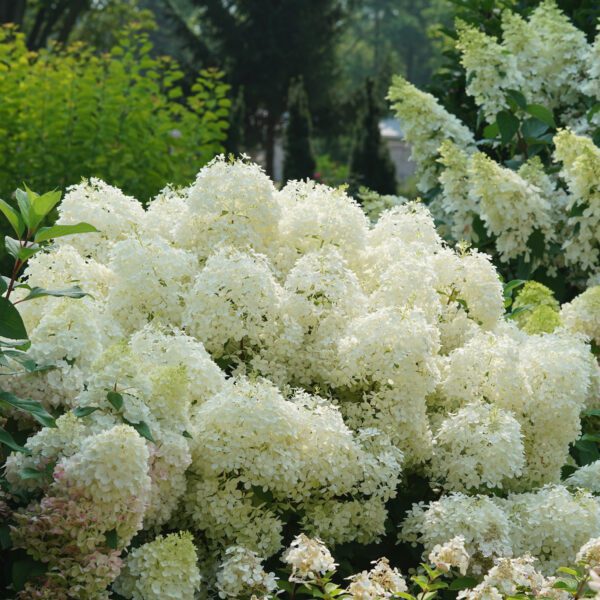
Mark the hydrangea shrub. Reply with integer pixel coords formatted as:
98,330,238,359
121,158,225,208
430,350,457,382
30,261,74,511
0,157,598,597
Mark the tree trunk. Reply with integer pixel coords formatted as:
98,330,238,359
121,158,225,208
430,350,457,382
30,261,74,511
265,111,278,178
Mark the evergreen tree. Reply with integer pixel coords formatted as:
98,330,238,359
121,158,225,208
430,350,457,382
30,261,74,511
166,0,345,176
283,77,316,182
349,78,396,195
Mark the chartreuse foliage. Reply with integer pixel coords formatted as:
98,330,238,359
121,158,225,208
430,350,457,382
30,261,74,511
0,24,230,203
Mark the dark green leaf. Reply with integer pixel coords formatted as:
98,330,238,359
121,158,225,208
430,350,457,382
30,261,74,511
34,222,99,243
580,433,600,443
105,528,119,549
0,296,28,340
123,418,155,443
583,409,600,417
21,286,88,302
107,391,124,411
182,430,192,438
449,577,478,591
11,558,46,592
0,199,25,237
496,110,520,144
0,426,29,453
506,89,527,110
0,277,6,295
73,406,100,418
0,391,56,428
0,524,11,550
5,237,39,261
521,118,549,140
525,104,555,128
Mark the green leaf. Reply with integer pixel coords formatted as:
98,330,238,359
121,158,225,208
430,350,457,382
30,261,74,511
73,406,100,418
557,567,579,577
496,110,520,144
583,409,600,418
0,426,29,453
105,528,119,549
0,297,28,340
34,222,99,243
506,89,527,110
21,286,88,302
19,467,47,480
11,558,46,592
0,524,11,550
521,118,549,140
449,577,478,591
0,198,25,237
503,279,526,298
123,418,155,443
15,189,34,230
0,391,56,428
0,277,6,295
580,433,600,443
31,190,61,224
182,430,192,438
525,104,555,128
508,304,533,319
5,237,40,262
483,122,499,139
107,391,124,411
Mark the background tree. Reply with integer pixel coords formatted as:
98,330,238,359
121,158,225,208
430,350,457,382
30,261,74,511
349,78,397,195
165,0,345,176
283,77,316,183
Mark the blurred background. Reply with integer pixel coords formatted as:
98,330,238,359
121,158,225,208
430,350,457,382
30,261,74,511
0,0,597,204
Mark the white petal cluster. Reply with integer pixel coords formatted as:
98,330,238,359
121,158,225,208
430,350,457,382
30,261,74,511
561,286,600,346
428,536,470,575
577,538,600,568
215,546,277,599
113,532,201,600
282,534,337,583
458,556,546,600
566,461,600,493
387,77,475,192
346,557,407,600
402,494,513,574
430,402,525,492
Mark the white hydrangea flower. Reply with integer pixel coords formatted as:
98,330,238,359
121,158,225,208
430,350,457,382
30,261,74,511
282,534,337,583
577,538,600,567
216,546,277,599
185,156,280,259
276,179,369,273
387,76,475,192
505,485,600,574
113,532,201,600
347,557,406,599
55,177,145,262
561,286,600,345
428,536,470,575
566,461,600,493
430,402,525,492
401,493,513,574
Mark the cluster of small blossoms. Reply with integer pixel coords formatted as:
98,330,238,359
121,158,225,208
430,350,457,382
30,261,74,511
282,534,337,583
346,558,407,600
215,546,278,599
3,156,598,594
403,485,600,575
388,1,600,283
428,536,470,575
113,532,202,600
